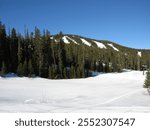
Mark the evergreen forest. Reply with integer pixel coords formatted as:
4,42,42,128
0,21,150,79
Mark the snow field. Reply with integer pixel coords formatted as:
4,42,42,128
0,70,150,112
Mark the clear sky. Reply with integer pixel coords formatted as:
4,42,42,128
0,0,150,49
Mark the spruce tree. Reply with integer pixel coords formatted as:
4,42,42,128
0,22,6,68
10,28,18,72
58,38,66,78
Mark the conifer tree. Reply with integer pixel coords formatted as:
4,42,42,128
58,38,66,78
17,33,23,63
0,22,6,67
144,70,150,88
10,28,18,72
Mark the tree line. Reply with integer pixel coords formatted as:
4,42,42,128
0,21,150,79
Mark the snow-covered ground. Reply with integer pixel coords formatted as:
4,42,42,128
0,70,150,113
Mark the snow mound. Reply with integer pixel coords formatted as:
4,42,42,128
2,73,17,78
108,43,119,51
93,40,107,49
80,38,91,46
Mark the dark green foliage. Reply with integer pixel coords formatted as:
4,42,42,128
28,59,33,77
144,70,150,88
48,65,57,79
23,59,28,76
70,65,76,78
0,21,150,79
0,61,7,75
143,70,150,94
17,63,23,76
63,68,67,79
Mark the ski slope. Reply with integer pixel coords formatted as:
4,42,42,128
0,70,150,112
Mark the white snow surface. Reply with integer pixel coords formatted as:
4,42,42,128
62,36,70,44
50,36,53,39
66,36,78,44
80,38,91,46
93,40,107,49
138,51,142,57
108,43,119,51
0,70,150,113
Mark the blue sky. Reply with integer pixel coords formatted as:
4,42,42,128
0,0,150,49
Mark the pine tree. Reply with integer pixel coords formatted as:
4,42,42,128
0,22,6,68
17,34,23,63
33,27,43,76
58,39,66,78
10,28,18,72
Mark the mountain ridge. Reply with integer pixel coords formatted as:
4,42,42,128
52,33,149,52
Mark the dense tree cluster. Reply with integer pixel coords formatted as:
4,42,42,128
0,21,150,79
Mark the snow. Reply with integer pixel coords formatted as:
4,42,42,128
138,51,142,57
93,40,106,49
2,73,17,78
50,37,58,43
62,36,79,44
54,39,58,42
66,36,78,44
80,38,91,46
0,70,150,112
50,36,53,39
62,36,70,44
108,43,119,51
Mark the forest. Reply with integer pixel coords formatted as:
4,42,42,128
0,21,150,79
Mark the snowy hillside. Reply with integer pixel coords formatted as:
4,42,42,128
0,70,150,112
